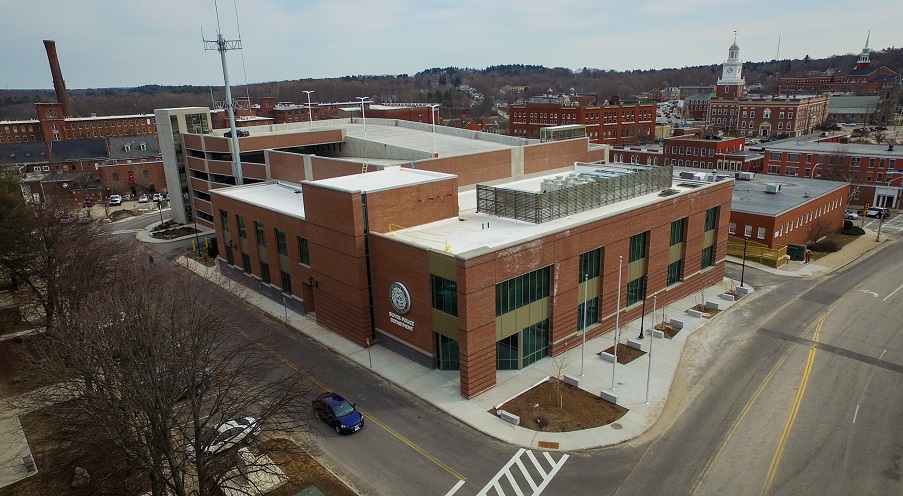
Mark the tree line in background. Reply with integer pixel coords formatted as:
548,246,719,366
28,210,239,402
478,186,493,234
1,48,901,122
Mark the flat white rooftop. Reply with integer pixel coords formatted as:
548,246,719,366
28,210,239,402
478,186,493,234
313,166,456,193
212,181,306,218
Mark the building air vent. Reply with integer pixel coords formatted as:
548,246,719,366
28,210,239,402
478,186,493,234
736,171,754,181
765,183,782,194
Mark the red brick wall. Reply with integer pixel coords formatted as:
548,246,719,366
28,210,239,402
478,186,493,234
414,149,512,186
523,139,605,174
268,151,307,183
366,178,459,233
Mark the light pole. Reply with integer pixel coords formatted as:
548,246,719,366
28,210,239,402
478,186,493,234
303,90,315,130
612,256,623,390
638,274,649,339
580,272,589,376
193,213,201,256
430,104,439,157
157,200,164,227
356,96,368,139
740,236,750,288
645,295,657,404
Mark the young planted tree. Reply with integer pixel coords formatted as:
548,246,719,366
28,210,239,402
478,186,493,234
27,255,317,496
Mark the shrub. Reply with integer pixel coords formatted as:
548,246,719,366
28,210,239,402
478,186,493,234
840,226,865,236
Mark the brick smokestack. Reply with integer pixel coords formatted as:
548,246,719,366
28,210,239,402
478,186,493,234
43,40,72,117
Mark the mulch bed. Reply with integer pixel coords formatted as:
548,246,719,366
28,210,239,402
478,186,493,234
653,322,681,339
599,343,646,364
691,304,722,318
490,378,627,432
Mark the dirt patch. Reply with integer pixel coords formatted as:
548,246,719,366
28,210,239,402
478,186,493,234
0,336,43,398
151,224,200,240
691,304,722,318
109,209,137,222
600,343,646,364
490,378,627,432
653,322,682,339
808,231,863,261
260,438,357,496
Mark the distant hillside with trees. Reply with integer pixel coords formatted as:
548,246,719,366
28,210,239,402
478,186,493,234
2,47,901,122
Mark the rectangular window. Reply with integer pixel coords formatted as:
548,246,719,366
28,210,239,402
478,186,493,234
667,260,683,286
260,261,271,284
579,248,601,281
495,266,550,317
297,237,310,265
241,253,251,273
577,295,599,332
670,218,687,246
255,221,266,247
744,225,753,237
281,271,292,295
626,276,647,306
728,222,736,234
220,209,229,232
236,215,246,238
705,207,719,232
757,227,766,239
275,229,287,255
701,245,715,268
431,275,458,316
629,231,649,262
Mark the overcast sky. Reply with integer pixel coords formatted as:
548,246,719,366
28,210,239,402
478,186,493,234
2,0,901,90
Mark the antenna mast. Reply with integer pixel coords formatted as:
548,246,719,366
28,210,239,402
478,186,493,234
203,0,244,185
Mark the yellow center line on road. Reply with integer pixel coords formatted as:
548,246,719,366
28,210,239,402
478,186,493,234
240,331,467,482
759,314,824,496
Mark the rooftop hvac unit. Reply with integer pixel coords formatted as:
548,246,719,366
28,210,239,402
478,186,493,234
715,174,731,181
765,183,782,194
679,171,696,180
737,171,754,181
541,179,555,193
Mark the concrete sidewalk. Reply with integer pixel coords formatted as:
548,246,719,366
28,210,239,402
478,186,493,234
171,227,888,451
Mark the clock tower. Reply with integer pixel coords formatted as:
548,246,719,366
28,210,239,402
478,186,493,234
716,35,745,98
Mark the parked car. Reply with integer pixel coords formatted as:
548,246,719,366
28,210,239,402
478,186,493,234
312,392,364,434
224,128,250,138
138,194,149,203
122,194,132,201
109,195,122,206
866,207,890,219
844,210,859,220
185,416,258,460
152,193,162,202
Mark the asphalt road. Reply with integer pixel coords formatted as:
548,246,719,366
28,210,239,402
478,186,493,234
614,236,903,496
133,227,903,495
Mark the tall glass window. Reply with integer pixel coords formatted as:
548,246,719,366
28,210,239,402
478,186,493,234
626,276,647,306
667,260,683,285
297,237,309,265
702,246,715,268
255,222,266,247
705,207,719,232
280,271,292,295
275,229,287,256
436,334,460,370
577,297,599,332
495,266,550,316
522,320,550,367
430,275,458,316
219,209,229,233
260,261,271,284
629,231,649,262
241,253,251,273
496,334,519,370
579,248,601,282
236,215,246,239
671,218,687,246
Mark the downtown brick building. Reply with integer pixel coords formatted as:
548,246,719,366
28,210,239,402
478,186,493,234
509,93,656,145
167,116,732,398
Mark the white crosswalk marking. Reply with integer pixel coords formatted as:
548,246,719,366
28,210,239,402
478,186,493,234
475,448,569,496
106,228,141,235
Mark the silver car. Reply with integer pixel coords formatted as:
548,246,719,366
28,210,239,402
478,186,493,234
186,416,258,461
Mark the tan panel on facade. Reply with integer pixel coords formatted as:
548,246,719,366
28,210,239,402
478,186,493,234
669,243,684,264
703,230,715,248
495,297,550,342
432,309,459,341
627,259,648,281
428,251,458,280
279,253,290,272
578,277,600,299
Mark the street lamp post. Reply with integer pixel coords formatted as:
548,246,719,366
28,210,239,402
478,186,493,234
740,236,750,288
580,272,589,376
303,90,315,130
193,214,201,256
430,104,439,157
612,257,623,390
356,96,368,139
157,200,164,227
638,274,649,339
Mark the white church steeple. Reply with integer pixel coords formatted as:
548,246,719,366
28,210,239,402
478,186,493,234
856,31,871,70
716,32,745,98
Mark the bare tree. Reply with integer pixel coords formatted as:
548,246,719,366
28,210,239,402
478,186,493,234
549,353,572,410
25,255,317,496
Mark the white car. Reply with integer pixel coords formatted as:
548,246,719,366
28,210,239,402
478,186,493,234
152,193,162,202
109,195,122,206
138,194,149,203
186,416,258,461
844,210,859,220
